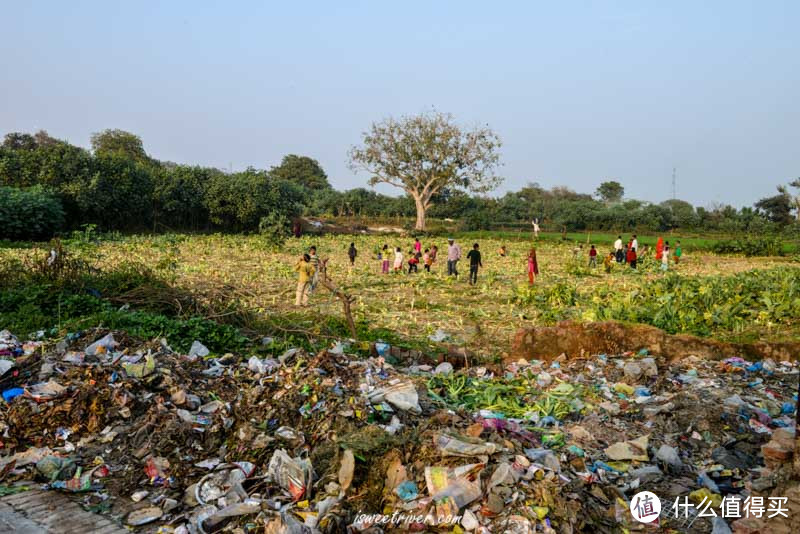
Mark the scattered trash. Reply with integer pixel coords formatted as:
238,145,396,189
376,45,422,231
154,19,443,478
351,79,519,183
0,326,795,533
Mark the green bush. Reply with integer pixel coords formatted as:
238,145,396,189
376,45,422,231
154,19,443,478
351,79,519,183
0,186,65,240
711,236,784,256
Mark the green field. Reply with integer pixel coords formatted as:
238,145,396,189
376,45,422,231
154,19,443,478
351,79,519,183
2,232,798,360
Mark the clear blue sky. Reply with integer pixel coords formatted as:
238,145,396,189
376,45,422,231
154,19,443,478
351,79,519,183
2,1,798,207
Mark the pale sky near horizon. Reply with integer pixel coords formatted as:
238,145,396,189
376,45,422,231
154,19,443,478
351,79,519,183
2,1,798,208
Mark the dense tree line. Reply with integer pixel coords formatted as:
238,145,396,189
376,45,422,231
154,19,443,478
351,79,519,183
0,129,797,240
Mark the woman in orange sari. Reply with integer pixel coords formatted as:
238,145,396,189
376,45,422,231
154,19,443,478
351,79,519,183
655,237,664,261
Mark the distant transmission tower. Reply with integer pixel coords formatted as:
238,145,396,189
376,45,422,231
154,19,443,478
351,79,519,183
671,167,676,199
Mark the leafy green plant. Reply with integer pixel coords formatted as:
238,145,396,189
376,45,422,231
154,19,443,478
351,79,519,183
0,186,65,240
711,236,784,256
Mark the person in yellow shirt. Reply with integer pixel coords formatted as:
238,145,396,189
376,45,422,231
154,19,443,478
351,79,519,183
294,254,314,306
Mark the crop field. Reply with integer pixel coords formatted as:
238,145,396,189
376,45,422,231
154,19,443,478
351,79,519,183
5,232,797,359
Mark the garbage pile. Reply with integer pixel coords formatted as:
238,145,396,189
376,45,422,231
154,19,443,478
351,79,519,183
0,328,797,533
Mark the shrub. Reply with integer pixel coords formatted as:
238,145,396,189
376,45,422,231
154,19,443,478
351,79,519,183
0,186,65,240
711,236,784,256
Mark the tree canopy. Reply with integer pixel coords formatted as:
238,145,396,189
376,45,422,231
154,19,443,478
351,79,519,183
270,154,331,190
595,181,624,204
349,111,502,230
90,129,149,163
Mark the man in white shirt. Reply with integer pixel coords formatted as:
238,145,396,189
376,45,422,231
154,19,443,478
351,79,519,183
631,235,638,252
613,236,622,251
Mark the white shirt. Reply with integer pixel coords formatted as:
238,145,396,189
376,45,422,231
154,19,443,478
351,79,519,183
614,239,622,251
631,239,638,251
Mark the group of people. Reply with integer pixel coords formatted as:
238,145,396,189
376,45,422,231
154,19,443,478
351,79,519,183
589,234,683,272
294,233,683,306
376,238,487,284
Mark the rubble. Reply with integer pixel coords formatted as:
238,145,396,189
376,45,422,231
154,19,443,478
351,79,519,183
0,327,796,532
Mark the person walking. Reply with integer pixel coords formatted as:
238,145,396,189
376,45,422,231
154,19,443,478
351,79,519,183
348,243,357,266
380,244,390,274
466,243,482,285
661,242,670,271
527,248,539,284
447,239,461,277
294,254,314,306
614,235,624,263
423,249,432,272
655,237,664,261
588,245,597,268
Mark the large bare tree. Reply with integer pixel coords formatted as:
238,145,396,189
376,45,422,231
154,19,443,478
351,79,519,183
348,111,502,231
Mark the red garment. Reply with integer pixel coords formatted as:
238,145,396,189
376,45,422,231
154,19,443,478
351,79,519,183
655,237,664,260
589,248,597,257
626,249,637,263
528,257,539,275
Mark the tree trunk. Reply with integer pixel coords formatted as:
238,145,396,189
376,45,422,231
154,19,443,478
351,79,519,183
414,196,427,231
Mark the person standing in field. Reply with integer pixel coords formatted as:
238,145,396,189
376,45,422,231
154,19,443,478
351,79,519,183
294,253,314,306
380,244,390,274
467,243,482,285
527,248,539,284
413,238,422,255
627,245,637,269
393,247,404,272
308,246,320,292
674,241,682,264
631,234,639,252
447,239,461,277
661,242,670,271
423,248,432,272
348,243,357,266
614,235,624,263
588,244,597,268
429,244,438,265
533,219,540,239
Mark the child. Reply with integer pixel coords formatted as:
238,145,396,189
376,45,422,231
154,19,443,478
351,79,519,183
588,244,597,268
408,250,419,273
466,243,482,285
661,243,670,271
393,247,403,272
423,249,432,272
381,244,390,274
308,246,320,292
674,241,682,264
294,254,314,306
527,248,539,284
604,251,614,273
498,245,507,257
413,238,422,254
348,243,357,266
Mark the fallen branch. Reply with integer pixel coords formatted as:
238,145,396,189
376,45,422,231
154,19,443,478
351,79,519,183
317,259,358,339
